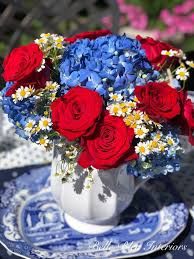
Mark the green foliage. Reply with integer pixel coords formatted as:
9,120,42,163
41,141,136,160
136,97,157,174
182,36,194,52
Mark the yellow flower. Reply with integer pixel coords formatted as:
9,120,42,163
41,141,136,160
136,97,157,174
167,137,174,146
124,114,135,127
159,143,167,152
44,111,49,116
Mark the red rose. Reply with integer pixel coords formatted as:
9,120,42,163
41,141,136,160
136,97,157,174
78,111,138,169
2,43,43,82
183,99,194,145
184,99,194,128
5,62,51,96
135,82,181,122
136,35,177,70
65,29,112,44
51,87,103,141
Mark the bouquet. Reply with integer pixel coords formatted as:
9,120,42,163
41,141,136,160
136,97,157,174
1,30,194,181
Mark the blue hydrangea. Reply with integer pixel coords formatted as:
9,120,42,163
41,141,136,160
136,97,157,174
59,34,159,99
0,82,40,140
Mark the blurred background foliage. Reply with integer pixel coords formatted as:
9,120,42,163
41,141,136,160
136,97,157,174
0,0,193,57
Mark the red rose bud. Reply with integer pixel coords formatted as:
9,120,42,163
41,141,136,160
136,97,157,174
2,43,43,82
135,82,181,122
51,86,104,141
136,35,178,70
65,29,112,44
78,111,138,170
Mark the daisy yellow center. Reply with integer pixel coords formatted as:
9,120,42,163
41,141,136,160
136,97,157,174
36,126,40,132
44,111,49,116
112,95,118,100
113,106,119,113
139,146,145,153
43,120,49,127
134,113,141,120
167,139,174,145
136,129,144,136
27,122,33,128
155,133,161,140
39,138,46,145
120,103,126,108
122,107,128,113
20,89,27,97
179,71,185,77
160,145,165,152
151,141,158,148
128,102,136,108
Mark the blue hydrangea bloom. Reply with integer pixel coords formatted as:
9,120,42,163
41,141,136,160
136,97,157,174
59,34,159,99
0,82,39,140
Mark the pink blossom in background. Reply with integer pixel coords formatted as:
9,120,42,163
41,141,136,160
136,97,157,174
101,0,194,41
173,0,194,14
102,0,148,30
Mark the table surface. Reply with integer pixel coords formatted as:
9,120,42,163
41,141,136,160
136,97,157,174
0,113,194,259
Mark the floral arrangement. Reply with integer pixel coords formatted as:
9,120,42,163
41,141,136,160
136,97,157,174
1,30,194,183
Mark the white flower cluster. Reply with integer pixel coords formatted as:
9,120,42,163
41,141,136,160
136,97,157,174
12,86,35,103
35,33,65,63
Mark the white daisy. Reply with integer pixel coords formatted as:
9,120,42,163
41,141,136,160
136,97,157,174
45,81,60,92
161,49,178,57
176,67,189,81
25,120,36,132
11,93,18,104
148,140,161,153
134,126,149,139
35,37,48,45
39,117,52,131
186,60,194,68
109,93,123,102
166,137,175,146
132,110,144,124
135,142,150,156
36,136,50,147
107,104,123,116
14,86,34,101
40,33,51,38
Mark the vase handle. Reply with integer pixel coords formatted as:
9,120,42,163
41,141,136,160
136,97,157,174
134,177,148,193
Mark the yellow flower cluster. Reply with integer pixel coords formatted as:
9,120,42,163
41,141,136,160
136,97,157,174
35,33,64,63
106,93,181,157
107,93,162,141
135,132,182,156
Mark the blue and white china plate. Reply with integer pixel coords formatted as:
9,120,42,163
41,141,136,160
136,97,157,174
0,166,189,259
